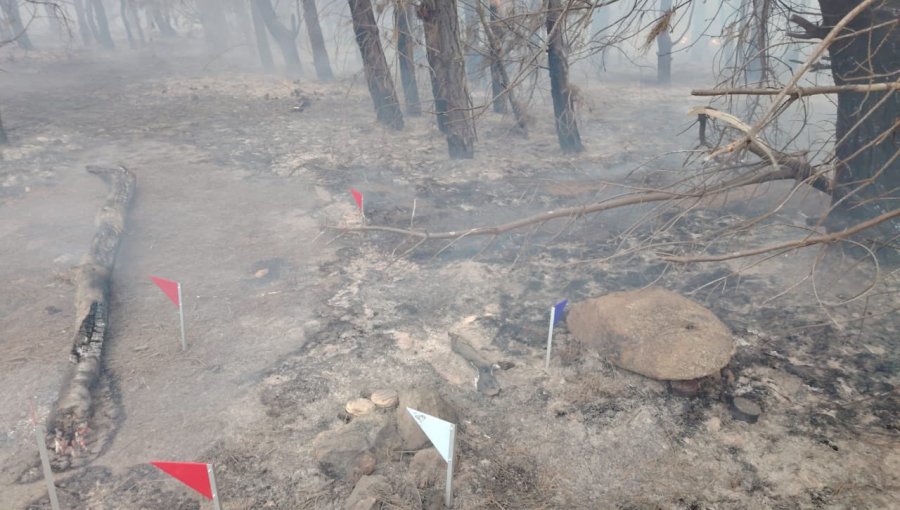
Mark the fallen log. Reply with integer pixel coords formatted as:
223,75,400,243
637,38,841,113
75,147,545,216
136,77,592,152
48,165,135,468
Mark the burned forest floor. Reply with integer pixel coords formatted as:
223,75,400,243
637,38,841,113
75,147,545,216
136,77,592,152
1,42,898,510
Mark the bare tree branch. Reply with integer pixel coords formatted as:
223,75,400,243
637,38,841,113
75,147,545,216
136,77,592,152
660,209,900,263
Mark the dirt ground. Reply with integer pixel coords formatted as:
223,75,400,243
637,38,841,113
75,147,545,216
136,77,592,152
1,40,898,510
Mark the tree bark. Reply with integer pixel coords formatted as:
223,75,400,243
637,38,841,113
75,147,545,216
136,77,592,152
253,0,302,75
817,0,899,253
49,166,135,469
1,0,33,49
301,0,334,82
395,1,421,116
657,0,673,85
88,0,115,49
546,0,583,153
418,0,477,159
348,0,404,130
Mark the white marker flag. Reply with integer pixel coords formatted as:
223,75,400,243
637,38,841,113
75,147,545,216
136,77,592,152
407,408,455,462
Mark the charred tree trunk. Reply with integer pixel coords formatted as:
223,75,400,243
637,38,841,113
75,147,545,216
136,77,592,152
348,0,404,130
198,0,229,53
120,0,136,48
657,0,673,85
1,0,33,49
73,0,94,45
488,2,507,114
817,0,899,254
418,0,476,159
301,0,334,82
253,0,302,75
546,0,583,153
88,0,114,49
745,0,769,83
478,0,528,134
151,4,176,38
250,0,275,72
395,1,421,116
127,0,144,44
49,166,135,470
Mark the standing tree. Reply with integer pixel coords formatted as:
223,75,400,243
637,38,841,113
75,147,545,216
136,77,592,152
348,0,404,130
120,0,145,48
88,0,115,49
198,0,229,53
150,1,177,38
250,0,275,72
814,0,899,246
477,0,529,134
0,109,7,144
487,1,508,114
395,0,421,116
546,0,583,153
252,0,303,75
1,0,33,49
656,0,673,85
300,0,334,82
418,0,477,159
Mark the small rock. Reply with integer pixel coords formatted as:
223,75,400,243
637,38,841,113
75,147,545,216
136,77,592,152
346,398,376,416
344,475,390,510
669,379,702,397
396,388,459,451
371,389,399,408
312,419,383,481
409,448,444,488
730,396,762,424
254,268,269,278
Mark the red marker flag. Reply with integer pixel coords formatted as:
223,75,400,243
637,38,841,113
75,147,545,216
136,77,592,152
151,276,180,306
350,188,363,211
151,461,213,500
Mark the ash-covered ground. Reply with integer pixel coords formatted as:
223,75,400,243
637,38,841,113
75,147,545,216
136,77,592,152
1,39,897,509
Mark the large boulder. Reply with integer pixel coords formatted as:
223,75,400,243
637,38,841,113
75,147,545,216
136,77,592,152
567,287,734,380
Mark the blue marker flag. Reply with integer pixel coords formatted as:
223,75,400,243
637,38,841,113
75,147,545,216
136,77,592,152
552,299,568,325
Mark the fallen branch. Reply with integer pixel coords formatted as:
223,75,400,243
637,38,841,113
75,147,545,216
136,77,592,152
331,165,821,241
659,208,900,263
49,165,135,468
692,82,900,97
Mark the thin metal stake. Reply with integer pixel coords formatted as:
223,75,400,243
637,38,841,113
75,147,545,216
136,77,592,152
35,424,61,510
177,282,186,351
444,424,456,508
207,463,222,510
545,306,556,369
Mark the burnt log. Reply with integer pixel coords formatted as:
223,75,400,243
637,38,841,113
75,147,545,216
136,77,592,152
418,0,477,159
49,166,135,468
349,0,404,130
